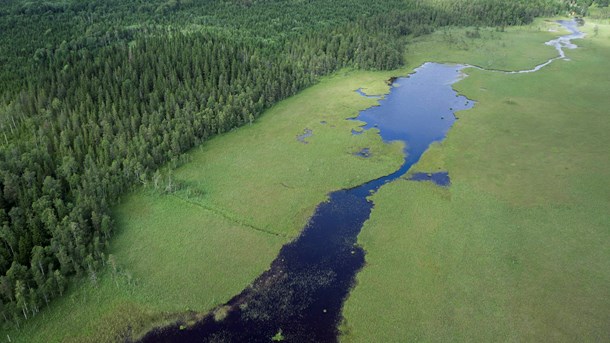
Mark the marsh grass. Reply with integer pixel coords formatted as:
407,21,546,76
406,18,566,70
213,306,231,322
8,18,609,343
342,19,610,342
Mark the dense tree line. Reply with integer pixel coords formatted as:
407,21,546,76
562,0,609,15
0,0,565,327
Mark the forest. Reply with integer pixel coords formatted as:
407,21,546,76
0,0,605,329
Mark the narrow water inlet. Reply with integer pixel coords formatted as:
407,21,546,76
139,20,583,343
354,88,382,99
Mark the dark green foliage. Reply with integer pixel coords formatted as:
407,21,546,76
0,0,563,327
564,0,610,14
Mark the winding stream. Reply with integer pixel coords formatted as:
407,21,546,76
509,19,584,72
139,20,583,343
468,19,585,74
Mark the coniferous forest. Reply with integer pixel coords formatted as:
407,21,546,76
0,0,605,328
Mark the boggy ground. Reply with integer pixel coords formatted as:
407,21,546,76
341,19,610,342
5,19,598,343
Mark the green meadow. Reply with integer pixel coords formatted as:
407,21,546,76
6,18,610,342
342,20,610,342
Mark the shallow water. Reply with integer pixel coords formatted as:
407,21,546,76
139,20,583,343
354,88,382,99
354,147,371,158
297,128,313,144
408,172,451,187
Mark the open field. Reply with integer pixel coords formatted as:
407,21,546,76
3,70,404,342
341,20,610,342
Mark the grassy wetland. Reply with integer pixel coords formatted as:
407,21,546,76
342,19,610,342
3,7,610,343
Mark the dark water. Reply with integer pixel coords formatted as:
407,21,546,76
408,172,451,187
139,63,473,343
354,88,382,99
354,148,371,158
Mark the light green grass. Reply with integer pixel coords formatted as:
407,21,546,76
169,72,404,237
342,20,610,342
3,70,405,342
407,18,566,70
